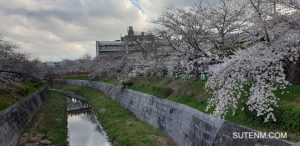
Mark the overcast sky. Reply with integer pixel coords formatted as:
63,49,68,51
0,0,203,61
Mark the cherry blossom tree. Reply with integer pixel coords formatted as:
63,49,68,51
205,10,300,122
0,36,47,94
156,0,250,79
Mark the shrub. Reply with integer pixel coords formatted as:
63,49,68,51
275,104,300,132
175,88,195,98
152,86,174,98
244,103,300,132
122,80,133,87
17,88,29,96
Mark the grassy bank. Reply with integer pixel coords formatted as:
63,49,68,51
18,90,67,146
63,75,90,80
62,75,300,141
62,85,175,146
62,76,118,85
126,76,300,142
0,81,43,111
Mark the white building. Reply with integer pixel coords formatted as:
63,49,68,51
96,26,155,59
44,61,64,67
96,40,126,58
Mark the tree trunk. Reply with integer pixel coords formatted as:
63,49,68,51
287,56,300,85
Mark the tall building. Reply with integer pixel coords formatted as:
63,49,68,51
96,26,155,59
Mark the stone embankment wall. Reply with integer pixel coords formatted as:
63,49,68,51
65,80,292,146
0,88,48,146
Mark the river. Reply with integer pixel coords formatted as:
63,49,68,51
66,97,112,146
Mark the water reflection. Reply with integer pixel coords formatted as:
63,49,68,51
67,97,90,112
67,97,111,146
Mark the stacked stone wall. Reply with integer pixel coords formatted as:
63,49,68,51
0,88,48,146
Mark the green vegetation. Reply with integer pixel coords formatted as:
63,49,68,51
0,94,16,111
62,85,175,146
92,76,118,85
276,84,300,104
63,75,90,80
22,90,68,146
21,81,43,95
63,75,118,85
0,81,43,111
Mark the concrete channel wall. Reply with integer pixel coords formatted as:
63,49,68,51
66,80,292,146
0,87,48,146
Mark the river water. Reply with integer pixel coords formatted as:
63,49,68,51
66,97,111,146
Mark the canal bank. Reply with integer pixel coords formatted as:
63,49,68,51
0,87,48,146
63,85,176,146
17,90,67,146
66,96,112,146
17,89,113,146
64,80,292,146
